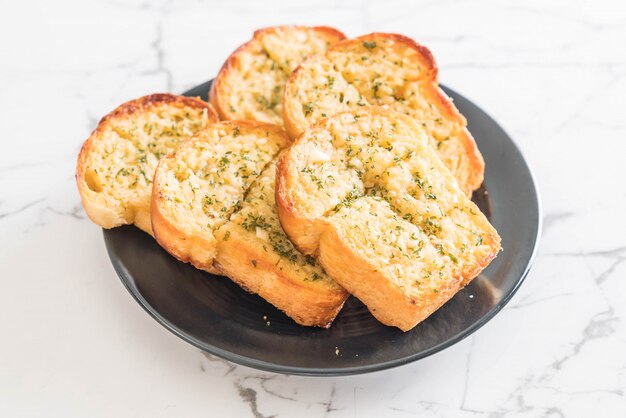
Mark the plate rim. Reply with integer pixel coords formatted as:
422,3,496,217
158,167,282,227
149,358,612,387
103,81,542,376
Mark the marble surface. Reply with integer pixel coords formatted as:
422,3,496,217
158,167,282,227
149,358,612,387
2,0,625,416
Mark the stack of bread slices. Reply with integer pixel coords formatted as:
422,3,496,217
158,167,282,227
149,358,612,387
76,26,501,331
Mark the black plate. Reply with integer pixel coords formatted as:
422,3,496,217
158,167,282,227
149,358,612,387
103,80,541,376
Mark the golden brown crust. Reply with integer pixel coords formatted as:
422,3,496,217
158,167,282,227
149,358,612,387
281,63,308,139
96,94,214,126
317,226,421,329
319,221,500,331
309,26,347,40
420,82,466,127
251,25,347,43
416,84,484,194
209,25,346,123
76,93,217,234
76,129,126,229
357,32,439,80
209,40,254,121
456,128,485,196
151,157,222,274
215,226,348,327
275,148,321,255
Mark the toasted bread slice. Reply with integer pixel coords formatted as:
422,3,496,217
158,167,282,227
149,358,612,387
152,121,348,326
209,26,346,126
215,161,348,327
76,94,218,234
283,33,484,195
152,121,287,272
276,107,500,331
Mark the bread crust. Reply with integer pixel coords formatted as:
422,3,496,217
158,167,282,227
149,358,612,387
210,25,346,123
275,148,323,255
414,83,485,194
359,32,439,80
317,226,421,329
282,62,309,140
151,157,222,274
456,128,485,197
209,40,255,121
318,219,500,331
76,94,217,234
215,225,348,327
282,32,484,195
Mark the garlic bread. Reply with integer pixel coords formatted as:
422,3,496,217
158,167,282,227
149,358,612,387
151,121,348,326
283,33,484,195
215,162,348,327
76,94,218,234
276,107,500,331
209,26,346,126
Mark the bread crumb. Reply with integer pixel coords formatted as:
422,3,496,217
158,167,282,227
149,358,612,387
263,315,267,321
469,294,474,299
266,321,271,326
335,347,340,356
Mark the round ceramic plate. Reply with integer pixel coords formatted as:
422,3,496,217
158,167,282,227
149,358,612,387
103,80,541,376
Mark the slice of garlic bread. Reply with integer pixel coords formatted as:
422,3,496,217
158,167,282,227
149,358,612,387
76,94,218,234
215,162,348,327
276,107,500,331
209,26,346,126
152,121,348,326
283,33,484,195
152,121,287,272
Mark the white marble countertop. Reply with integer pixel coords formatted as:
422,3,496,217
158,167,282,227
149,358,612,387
2,0,625,416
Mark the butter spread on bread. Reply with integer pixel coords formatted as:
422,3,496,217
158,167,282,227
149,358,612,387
76,94,218,234
276,107,500,331
283,33,484,195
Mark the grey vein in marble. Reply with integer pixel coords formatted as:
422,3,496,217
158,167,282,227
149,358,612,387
0,198,47,220
140,22,173,92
